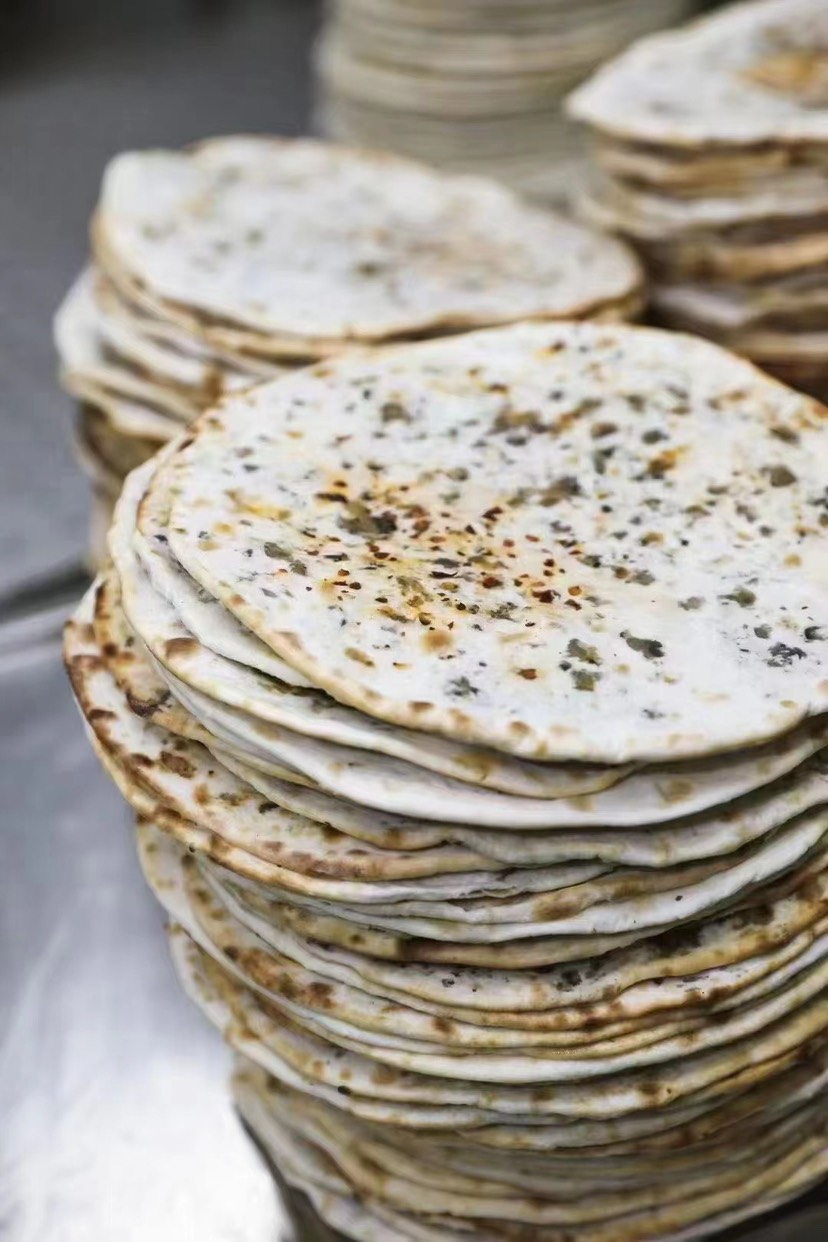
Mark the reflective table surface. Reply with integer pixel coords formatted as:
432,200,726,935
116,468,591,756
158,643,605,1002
0,638,288,1241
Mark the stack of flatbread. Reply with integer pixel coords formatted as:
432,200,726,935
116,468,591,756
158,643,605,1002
315,0,696,202
568,0,828,402
53,135,641,566
65,321,828,1241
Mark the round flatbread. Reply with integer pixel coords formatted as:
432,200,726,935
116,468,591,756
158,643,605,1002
166,321,828,764
94,136,641,347
568,0,828,149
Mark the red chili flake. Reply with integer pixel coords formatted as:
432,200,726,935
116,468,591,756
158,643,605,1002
533,589,558,603
518,668,538,680
481,575,502,589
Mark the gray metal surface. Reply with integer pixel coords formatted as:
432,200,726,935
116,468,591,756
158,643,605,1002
0,639,287,1242
0,0,317,596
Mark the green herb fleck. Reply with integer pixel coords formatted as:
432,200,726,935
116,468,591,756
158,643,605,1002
381,402,411,424
566,638,601,665
622,632,665,660
763,465,797,488
538,476,581,506
767,642,806,667
448,676,478,698
264,542,291,560
722,588,756,608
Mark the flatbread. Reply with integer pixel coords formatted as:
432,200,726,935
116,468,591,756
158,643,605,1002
568,0,828,149
54,269,198,423
178,933,828,1143
141,822,828,1083
166,321,828,763
132,452,642,801
94,136,641,346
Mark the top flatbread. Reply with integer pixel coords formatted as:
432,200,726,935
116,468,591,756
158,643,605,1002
568,0,828,149
166,321,828,764
94,136,640,344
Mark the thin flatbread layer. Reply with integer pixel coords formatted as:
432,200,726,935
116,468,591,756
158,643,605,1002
132,453,638,799
236,1068,828,1242
177,934,828,1142
54,270,198,423
141,822,828,1091
110,459,828,827
95,136,641,345
138,821,828,1079
68,583,828,926
567,0,828,149
166,321,828,763
202,861,828,1033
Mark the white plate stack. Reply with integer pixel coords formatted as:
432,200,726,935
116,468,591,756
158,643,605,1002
66,319,828,1241
315,0,697,202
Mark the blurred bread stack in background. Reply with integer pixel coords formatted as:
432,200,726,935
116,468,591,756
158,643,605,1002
315,0,698,202
53,135,641,567
568,0,828,400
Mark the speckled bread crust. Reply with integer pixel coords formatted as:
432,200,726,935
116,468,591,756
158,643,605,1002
165,322,828,764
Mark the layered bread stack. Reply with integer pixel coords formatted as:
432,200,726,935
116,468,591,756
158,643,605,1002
66,321,828,1241
53,136,641,565
568,0,828,401
315,0,696,202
